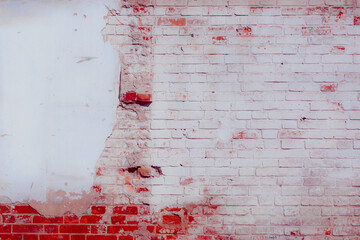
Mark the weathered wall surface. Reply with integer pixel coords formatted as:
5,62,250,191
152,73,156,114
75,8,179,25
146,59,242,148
1,0,360,239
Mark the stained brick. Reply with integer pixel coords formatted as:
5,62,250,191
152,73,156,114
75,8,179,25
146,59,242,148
113,206,138,215
12,224,43,233
91,206,106,215
107,225,138,234
0,205,11,214
33,216,63,224
79,215,102,224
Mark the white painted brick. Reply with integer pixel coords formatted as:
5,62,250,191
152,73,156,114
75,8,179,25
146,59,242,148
281,140,305,149
156,0,187,6
152,186,184,195
248,120,282,129
96,2,360,238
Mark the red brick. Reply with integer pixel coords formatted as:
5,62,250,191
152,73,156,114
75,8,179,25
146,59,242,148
0,205,11,214
118,236,133,240
113,206,138,215
91,206,106,214
91,225,107,234
59,225,90,233
33,216,63,224
24,235,39,240
79,215,102,224
147,226,155,233
195,236,213,240
71,236,85,240
44,225,59,233
123,91,137,102
64,215,79,224
87,236,117,240
111,215,126,224
0,234,22,240
107,225,138,234
40,235,70,240
166,236,178,240
0,225,11,233
3,214,32,223
13,205,38,214
13,224,43,233
163,215,182,225
137,93,152,102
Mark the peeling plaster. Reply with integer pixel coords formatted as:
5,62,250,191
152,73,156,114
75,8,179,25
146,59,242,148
0,0,119,214
29,189,98,217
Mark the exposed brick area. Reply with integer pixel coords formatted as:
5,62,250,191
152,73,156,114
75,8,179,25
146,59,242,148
3,0,360,239
0,204,218,239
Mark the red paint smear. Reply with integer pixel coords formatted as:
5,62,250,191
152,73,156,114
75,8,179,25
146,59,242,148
188,18,208,25
107,8,125,26
302,26,331,35
334,46,345,51
306,7,329,15
235,131,245,139
136,187,149,193
138,26,151,34
133,7,148,14
233,131,258,139
243,26,252,36
279,130,304,139
212,36,227,44
213,36,226,41
91,185,102,194
321,83,338,92
96,168,102,176
250,6,278,13
158,17,186,26
168,8,175,13
180,178,194,186
354,16,360,25
142,36,153,41
337,11,343,19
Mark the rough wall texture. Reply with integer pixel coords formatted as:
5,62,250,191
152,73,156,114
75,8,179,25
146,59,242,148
2,0,360,239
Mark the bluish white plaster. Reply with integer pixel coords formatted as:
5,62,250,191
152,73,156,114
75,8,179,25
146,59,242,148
0,0,119,202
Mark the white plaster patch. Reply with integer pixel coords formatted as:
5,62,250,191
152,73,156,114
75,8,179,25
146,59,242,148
0,0,119,202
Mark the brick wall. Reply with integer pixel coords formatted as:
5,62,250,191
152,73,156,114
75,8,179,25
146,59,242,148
1,0,360,239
